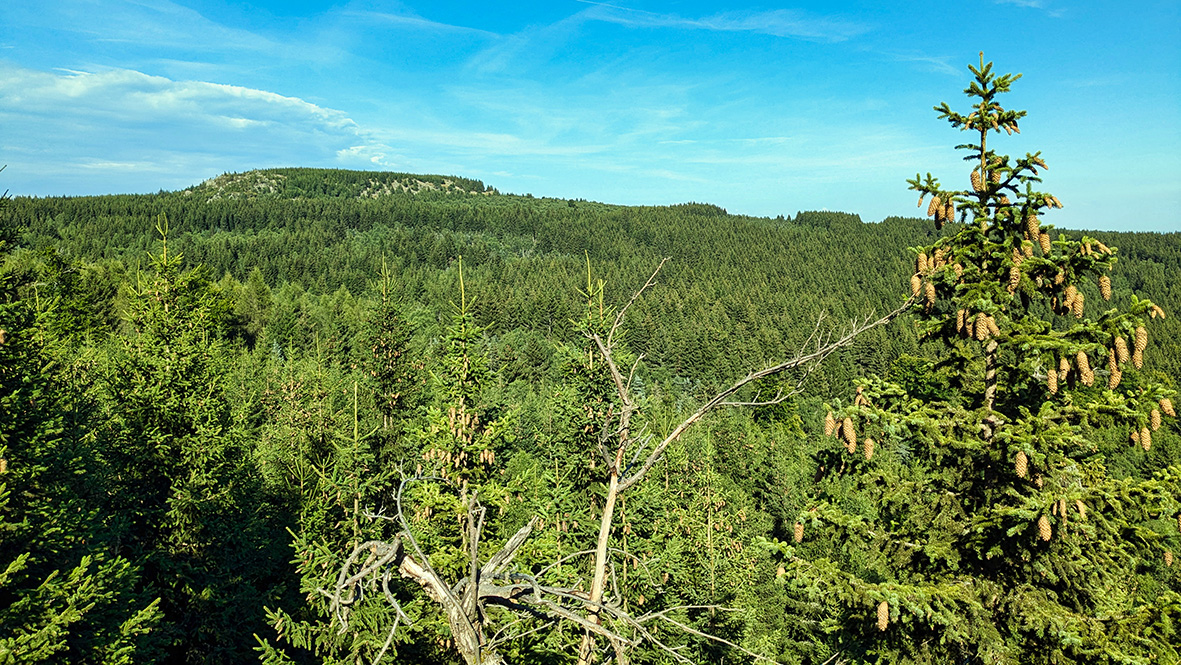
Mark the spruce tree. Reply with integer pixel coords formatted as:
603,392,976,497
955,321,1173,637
778,55,1181,663
0,179,162,663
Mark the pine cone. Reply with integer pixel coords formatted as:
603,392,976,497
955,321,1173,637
824,411,836,437
991,170,1002,184
1026,213,1040,240
917,253,928,273
1059,356,1071,378
956,309,966,333
842,418,856,449
1167,551,1174,567
1023,241,1034,258
927,196,941,218
1008,266,1021,293
1099,275,1112,300
1132,429,1141,446
954,263,964,280
1135,326,1148,353
1016,451,1028,478
864,438,875,461
924,281,936,307
1039,233,1052,255
974,313,989,341
986,316,1001,337
1162,398,1176,417
1141,426,1152,451
1072,291,1085,319
1076,500,1087,521
877,601,889,631
1038,515,1052,541
1115,336,1130,364
794,522,804,543
1109,365,1122,390
1151,409,1162,431
1048,368,1058,394
971,169,983,192
1133,348,1144,370
1063,285,1078,309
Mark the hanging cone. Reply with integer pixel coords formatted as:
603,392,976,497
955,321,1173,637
1038,515,1052,541
1161,398,1176,417
864,437,875,461
1015,451,1028,479
825,411,836,437
877,601,889,631
1072,291,1085,319
794,522,804,543
1026,213,1040,240
1099,275,1112,300
1115,336,1130,364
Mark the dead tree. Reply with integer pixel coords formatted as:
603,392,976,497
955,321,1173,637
331,261,914,665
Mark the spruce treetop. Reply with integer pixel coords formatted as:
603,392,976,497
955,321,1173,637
779,55,1181,665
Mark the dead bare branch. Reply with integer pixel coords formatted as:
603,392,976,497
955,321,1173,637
617,297,915,493
607,257,668,348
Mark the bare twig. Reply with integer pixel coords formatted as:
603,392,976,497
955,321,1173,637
617,297,915,493
607,258,668,348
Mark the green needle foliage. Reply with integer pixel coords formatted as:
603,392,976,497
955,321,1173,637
0,181,162,663
777,55,1181,664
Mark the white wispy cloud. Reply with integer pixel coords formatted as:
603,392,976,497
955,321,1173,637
0,64,400,193
574,1,870,43
340,9,499,38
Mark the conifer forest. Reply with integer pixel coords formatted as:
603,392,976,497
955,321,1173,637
3,57,1181,664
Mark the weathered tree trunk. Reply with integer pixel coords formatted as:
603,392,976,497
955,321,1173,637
577,469,620,665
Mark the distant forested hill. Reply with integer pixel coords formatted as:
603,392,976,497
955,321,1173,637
8,168,1179,390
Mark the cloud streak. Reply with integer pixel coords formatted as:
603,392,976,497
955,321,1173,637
574,1,870,43
0,64,399,193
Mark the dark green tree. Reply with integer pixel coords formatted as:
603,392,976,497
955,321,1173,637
0,179,162,663
98,215,285,663
777,55,1181,664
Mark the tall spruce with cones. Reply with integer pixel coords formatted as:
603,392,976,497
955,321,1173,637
777,55,1181,663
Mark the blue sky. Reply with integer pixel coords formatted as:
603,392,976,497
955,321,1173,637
1,1,1178,232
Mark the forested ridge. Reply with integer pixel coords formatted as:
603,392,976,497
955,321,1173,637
3,64,1181,664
